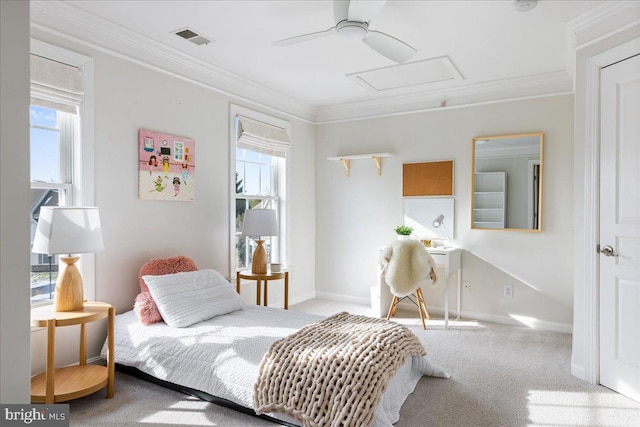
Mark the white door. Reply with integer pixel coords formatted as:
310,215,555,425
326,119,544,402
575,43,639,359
599,54,640,401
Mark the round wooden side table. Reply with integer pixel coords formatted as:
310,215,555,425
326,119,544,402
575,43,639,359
30,301,115,403
236,270,289,309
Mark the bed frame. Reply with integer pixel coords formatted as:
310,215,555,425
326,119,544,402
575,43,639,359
116,364,297,426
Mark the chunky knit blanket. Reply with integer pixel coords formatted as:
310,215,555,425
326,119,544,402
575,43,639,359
254,312,426,427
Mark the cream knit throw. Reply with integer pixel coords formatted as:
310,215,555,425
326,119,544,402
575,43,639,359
254,312,426,427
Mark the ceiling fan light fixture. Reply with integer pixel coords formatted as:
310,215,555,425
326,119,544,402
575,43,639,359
272,1,414,62
336,21,368,41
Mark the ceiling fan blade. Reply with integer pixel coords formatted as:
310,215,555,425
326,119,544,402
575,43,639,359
272,27,336,47
333,0,350,23
363,30,417,63
347,0,387,23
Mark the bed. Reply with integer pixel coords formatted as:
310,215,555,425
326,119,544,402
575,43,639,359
101,257,449,426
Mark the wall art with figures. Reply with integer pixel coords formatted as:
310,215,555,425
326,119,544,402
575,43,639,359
138,129,195,201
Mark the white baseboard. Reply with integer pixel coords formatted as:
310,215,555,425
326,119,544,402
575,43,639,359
437,306,572,333
245,292,316,308
261,291,317,309
571,363,586,381
88,356,104,365
463,310,568,333
286,291,317,307
346,295,573,333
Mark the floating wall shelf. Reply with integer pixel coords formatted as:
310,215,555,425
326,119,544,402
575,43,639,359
327,153,393,177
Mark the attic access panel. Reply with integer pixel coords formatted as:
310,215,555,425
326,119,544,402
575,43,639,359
347,56,463,93
403,160,454,196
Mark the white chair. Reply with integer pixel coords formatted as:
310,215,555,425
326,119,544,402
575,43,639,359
380,239,437,329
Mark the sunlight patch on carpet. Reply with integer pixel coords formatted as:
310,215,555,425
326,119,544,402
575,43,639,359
527,390,639,426
139,399,215,425
390,312,486,329
509,314,542,329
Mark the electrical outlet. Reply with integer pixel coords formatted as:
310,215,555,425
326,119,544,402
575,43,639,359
463,281,471,293
504,285,513,298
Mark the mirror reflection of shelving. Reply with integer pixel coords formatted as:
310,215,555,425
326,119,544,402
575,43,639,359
473,172,506,228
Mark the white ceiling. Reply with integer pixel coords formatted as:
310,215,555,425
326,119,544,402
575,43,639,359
30,1,632,122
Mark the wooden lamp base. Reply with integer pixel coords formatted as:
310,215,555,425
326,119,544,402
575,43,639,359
54,257,84,312
251,240,268,274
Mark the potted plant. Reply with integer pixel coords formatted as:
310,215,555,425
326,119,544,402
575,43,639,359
394,225,413,240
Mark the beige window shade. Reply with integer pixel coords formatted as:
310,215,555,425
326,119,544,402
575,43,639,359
237,115,290,158
30,54,83,114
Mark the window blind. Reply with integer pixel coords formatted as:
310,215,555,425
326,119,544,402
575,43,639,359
236,115,290,158
30,54,84,114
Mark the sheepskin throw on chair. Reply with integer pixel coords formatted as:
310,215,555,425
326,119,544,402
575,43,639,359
380,240,436,296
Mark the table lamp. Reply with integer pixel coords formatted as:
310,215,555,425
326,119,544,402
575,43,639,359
241,209,278,274
432,214,452,248
32,207,104,311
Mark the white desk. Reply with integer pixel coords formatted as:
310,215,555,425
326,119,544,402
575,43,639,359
378,247,462,328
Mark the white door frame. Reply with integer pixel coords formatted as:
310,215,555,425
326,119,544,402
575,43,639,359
581,39,640,384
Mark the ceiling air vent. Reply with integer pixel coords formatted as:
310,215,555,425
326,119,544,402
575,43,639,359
173,28,213,46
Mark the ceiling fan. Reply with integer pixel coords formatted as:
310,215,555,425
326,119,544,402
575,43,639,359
272,0,417,63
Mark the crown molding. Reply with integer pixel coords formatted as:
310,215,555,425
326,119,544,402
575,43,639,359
30,1,316,123
568,1,640,50
314,71,573,123
30,1,626,124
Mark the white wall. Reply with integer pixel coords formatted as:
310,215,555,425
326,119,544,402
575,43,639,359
315,95,574,330
0,0,31,403
28,29,316,372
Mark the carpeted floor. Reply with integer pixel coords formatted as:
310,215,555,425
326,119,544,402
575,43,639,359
69,299,640,426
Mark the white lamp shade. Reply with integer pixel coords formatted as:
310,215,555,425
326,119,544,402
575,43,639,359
241,209,278,237
432,214,445,228
32,207,104,255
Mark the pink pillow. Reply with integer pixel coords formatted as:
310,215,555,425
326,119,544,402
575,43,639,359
135,256,199,325
133,292,162,325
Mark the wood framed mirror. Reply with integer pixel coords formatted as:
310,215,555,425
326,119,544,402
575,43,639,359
471,132,543,231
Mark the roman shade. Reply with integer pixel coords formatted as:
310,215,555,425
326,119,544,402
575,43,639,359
236,115,290,158
31,54,84,114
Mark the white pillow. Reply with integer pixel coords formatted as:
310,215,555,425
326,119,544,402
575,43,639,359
142,269,244,327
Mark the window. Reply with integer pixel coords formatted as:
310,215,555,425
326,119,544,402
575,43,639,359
230,106,290,275
29,41,94,305
30,106,75,303
235,149,281,270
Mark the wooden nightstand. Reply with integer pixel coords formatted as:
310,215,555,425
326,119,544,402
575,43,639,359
30,302,115,403
236,270,289,309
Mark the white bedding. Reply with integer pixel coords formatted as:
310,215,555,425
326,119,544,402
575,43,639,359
102,305,448,426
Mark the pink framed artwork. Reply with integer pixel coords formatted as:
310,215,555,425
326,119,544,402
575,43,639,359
138,129,195,201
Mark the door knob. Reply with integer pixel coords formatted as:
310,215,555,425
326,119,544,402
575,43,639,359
598,244,619,257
